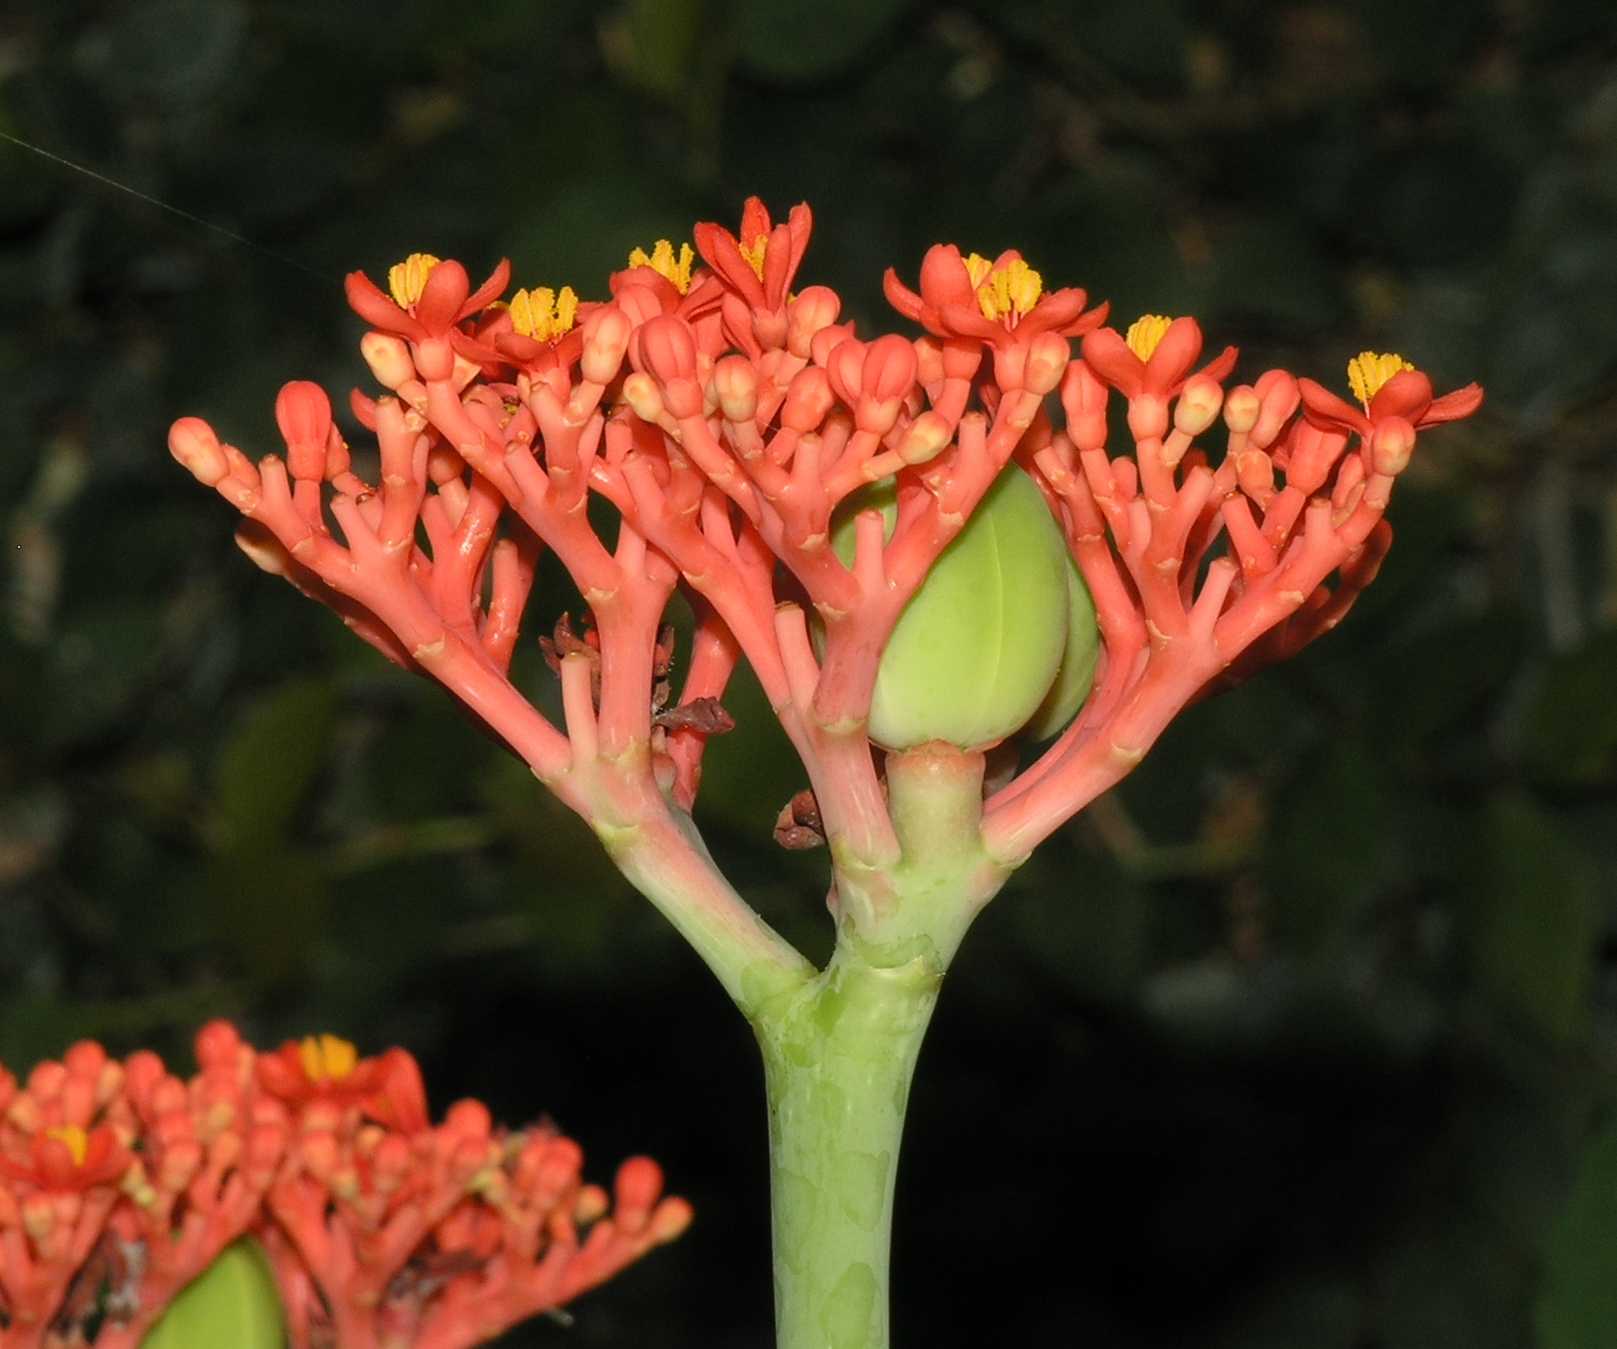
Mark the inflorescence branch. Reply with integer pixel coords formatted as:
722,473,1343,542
170,198,1482,983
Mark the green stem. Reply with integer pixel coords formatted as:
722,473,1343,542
756,941,940,1349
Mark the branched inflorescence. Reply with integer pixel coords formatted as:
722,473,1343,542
0,1028,687,1348
169,196,1481,981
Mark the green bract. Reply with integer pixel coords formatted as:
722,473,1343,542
140,1241,285,1349
829,468,1099,750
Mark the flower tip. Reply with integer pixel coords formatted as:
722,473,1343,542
169,417,229,486
653,1195,695,1242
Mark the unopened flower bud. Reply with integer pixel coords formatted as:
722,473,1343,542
711,355,759,423
1173,375,1223,437
622,372,666,425
781,366,834,433
360,332,415,390
581,306,632,385
1223,385,1260,434
896,411,952,466
1371,416,1416,476
1024,332,1071,396
168,418,230,487
1059,362,1109,450
787,286,841,358
1252,369,1300,447
275,381,334,482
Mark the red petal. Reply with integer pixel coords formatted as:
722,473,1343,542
415,259,471,336
1018,288,1088,335
693,221,766,309
1297,377,1371,437
762,221,794,309
882,268,926,323
739,195,772,246
344,271,423,341
1368,368,1434,423
1144,316,1203,394
1057,297,1110,338
1420,382,1484,426
458,258,512,319
917,244,975,310
1189,344,1239,389
1079,327,1147,399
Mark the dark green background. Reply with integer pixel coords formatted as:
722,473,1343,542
3,1,1615,1345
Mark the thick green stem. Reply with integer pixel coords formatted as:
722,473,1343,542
756,942,940,1349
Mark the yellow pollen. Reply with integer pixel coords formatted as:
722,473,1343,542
388,253,442,309
738,233,768,282
963,252,995,289
627,239,695,295
508,286,579,342
299,1034,359,1083
1347,351,1415,409
976,258,1044,322
1126,315,1174,361
46,1125,89,1168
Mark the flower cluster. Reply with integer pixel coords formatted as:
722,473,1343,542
169,196,1481,903
0,1026,688,1348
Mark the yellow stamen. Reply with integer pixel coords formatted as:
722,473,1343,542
738,234,768,282
1347,351,1414,409
508,286,580,342
627,239,695,295
388,253,442,309
963,252,995,289
299,1034,359,1083
976,258,1044,322
46,1125,90,1168
1126,314,1174,361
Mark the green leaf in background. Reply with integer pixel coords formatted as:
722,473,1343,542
140,1240,285,1349
211,678,336,852
1466,794,1598,1042
1525,627,1617,785
1536,1123,1617,1349
733,0,908,81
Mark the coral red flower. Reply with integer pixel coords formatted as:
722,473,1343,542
693,195,812,314
1080,313,1237,401
345,252,512,343
1297,352,1484,439
883,244,1106,349
0,1123,130,1192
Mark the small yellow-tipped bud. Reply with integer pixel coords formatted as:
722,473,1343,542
1173,375,1224,436
168,418,229,486
1223,385,1260,434
1126,314,1173,362
896,411,952,466
622,371,666,424
361,332,415,390
1347,351,1414,409
1371,417,1416,475
387,252,441,308
1024,331,1071,395
580,307,631,385
711,355,758,423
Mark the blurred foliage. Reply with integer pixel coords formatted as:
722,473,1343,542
2,0,1615,1345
